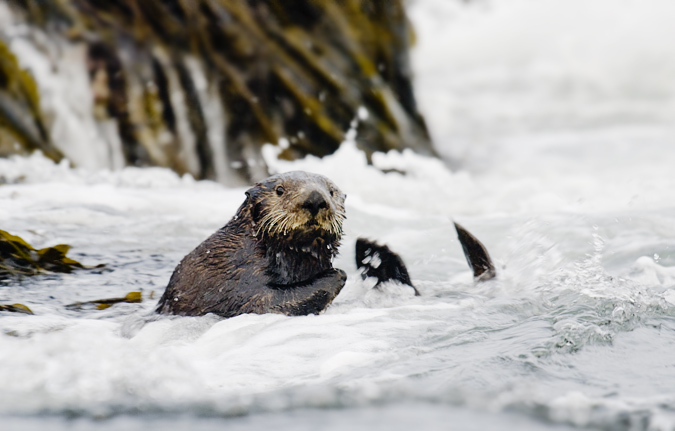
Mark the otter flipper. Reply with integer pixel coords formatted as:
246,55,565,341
454,222,496,281
355,238,420,296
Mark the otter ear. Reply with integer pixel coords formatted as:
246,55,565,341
244,184,267,222
245,185,262,204
245,178,276,203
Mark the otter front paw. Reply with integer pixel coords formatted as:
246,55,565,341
272,268,346,316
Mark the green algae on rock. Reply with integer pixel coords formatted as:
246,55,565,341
0,39,62,162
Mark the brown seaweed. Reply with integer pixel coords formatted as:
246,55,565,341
0,303,34,314
65,291,142,310
0,229,85,276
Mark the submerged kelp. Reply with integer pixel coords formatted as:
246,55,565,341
66,291,142,310
0,303,33,314
1,0,435,183
0,229,84,276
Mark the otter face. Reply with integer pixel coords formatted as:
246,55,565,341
246,171,346,242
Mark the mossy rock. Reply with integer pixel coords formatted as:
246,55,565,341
3,0,435,183
0,39,61,161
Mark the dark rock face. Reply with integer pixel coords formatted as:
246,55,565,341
156,171,347,318
3,1,435,183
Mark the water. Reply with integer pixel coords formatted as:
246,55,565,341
2,0,675,430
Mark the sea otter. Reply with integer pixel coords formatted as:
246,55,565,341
156,171,347,318
156,171,496,318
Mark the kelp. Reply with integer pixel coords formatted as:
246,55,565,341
0,229,85,276
65,291,142,310
2,0,435,183
0,293,141,315
0,303,34,314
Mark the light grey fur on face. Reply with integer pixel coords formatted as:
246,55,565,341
252,171,346,239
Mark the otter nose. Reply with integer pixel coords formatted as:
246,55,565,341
302,190,328,216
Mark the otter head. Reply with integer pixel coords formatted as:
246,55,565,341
244,171,346,249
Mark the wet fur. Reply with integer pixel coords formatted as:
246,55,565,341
156,171,347,318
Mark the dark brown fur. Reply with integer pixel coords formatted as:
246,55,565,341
156,171,347,318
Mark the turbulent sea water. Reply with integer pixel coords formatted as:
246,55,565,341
3,0,675,430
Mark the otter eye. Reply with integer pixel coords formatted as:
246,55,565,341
276,186,285,196
329,189,334,197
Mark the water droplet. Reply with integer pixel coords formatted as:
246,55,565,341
654,253,660,262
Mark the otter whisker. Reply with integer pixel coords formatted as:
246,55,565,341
285,216,296,233
260,210,290,237
280,217,291,236
267,213,283,233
